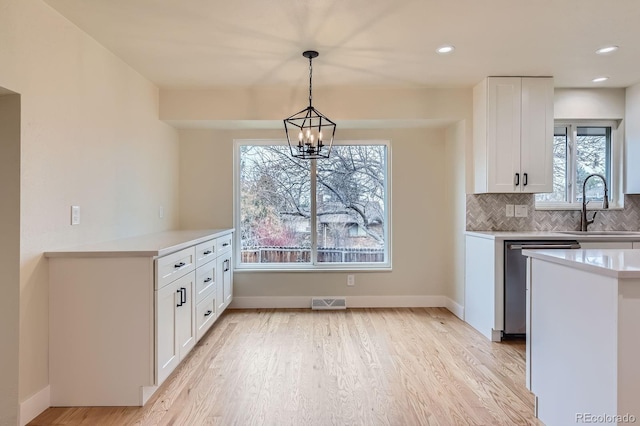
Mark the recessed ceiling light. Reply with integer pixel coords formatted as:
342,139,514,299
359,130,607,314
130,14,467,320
596,46,619,55
436,45,455,54
592,76,609,83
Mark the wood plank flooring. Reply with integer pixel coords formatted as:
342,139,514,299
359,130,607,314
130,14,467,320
30,308,541,425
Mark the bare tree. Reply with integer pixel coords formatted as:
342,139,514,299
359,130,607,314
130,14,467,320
239,144,386,250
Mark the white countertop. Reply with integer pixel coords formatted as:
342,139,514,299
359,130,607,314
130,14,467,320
522,248,640,279
44,228,234,258
466,230,640,242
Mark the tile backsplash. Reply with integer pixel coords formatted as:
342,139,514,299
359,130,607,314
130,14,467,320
466,194,640,231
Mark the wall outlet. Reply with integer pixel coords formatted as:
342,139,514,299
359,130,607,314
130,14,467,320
347,275,355,286
515,204,528,218
505,204,515,217
71,205,80,225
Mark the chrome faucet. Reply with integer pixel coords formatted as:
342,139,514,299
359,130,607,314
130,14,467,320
580,173,609,231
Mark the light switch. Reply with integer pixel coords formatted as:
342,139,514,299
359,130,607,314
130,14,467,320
515,205,528,218
505,204,515,217
71,205,80,225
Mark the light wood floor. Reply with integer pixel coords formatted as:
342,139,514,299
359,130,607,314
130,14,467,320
30,308,541,425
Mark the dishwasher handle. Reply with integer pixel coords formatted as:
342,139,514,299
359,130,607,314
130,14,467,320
508,243,581,250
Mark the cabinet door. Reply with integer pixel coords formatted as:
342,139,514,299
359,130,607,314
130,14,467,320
175,272,196,359
520,77,553,193
221,255,233,307
156,281,180,385
216,256,225,313
487,77,522,192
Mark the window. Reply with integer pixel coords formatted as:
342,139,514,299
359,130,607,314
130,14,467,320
535,121,621,209
235,140,390,270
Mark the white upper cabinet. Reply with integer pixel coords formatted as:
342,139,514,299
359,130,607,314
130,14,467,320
473,77,554,193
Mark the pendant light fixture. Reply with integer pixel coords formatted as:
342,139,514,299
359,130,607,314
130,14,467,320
284,50,336,160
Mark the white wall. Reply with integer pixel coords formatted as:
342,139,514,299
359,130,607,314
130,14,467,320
0,1,180,422
0,92,21,426
625,83,640,193
179,127,455,305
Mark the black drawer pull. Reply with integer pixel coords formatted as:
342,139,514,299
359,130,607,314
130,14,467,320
176,289,183,307
224,259,230,272
203,250,212,255
204,310,213,317
204,277,212,283
514,173,520,186
180,287,187,304
523,173,528,186
222,242,230,247
174,262,185,268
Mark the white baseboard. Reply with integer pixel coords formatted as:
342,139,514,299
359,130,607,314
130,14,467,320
444,297,464,320
19,385,50,426
230,295,452,309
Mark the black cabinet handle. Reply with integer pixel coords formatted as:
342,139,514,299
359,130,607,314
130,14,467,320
176,289,183,307
204,277,212,283
204,310,213,317
174,262,185,268
224,259,230,272
182,287,187,304
203,250,212,255
222,242,230,247
523,173,528,186
514,173,520,186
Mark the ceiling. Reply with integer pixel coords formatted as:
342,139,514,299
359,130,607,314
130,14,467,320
43,0,640,90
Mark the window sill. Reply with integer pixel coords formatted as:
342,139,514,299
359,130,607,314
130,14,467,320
235,264,392,273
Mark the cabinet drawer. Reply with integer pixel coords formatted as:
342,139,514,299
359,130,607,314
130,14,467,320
156,247,196,290
217,234,233,256
195,292,216,341
195,239,216,268
195,261,216,304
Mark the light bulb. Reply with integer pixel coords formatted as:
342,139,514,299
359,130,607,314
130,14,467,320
318,131,323,142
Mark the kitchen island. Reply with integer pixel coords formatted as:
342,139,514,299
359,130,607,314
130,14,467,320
522,248,640,426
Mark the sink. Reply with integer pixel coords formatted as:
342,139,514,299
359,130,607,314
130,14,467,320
558,231,640,236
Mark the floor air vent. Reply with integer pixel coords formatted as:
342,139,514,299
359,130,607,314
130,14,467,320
311,297,347,310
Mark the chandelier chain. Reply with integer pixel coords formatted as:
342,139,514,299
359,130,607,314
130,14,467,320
308,55,313,107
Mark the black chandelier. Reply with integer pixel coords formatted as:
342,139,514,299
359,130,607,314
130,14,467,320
284,50,336,160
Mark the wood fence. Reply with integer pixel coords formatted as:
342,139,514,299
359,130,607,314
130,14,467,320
241,247,384,263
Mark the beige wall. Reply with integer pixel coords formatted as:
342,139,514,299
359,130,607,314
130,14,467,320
0,92,21,426
445,121,468,308
555,88,625,120
179,127,456,301
0,0,180,418
161,86,472,123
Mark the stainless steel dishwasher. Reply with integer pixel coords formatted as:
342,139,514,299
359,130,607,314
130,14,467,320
504,240,581,337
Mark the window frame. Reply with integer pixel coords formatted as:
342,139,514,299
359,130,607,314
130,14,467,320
233,139,392,272
535,120,623,210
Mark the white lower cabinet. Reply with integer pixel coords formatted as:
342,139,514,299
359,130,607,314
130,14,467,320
46,229,233,407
